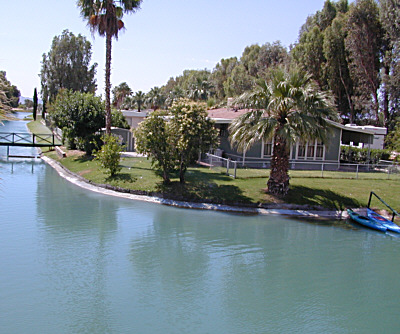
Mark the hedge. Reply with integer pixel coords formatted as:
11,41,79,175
340,146,391,164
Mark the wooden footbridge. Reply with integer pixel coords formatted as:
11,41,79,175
0,132,61,158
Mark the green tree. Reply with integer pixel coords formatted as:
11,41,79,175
49,90,105,155
241,44,262,77
111,108,130,128
40,30,97,102
380,0,400,130
77,0,142,135
24,99,34,109
345,0,383,124
0,74,12,119
256,41,289,78
33,88,38,121
134,110,175,184
224,64,254,97
169,100,219,183
0,71,20,108
292,26,326,88
112,81,132,109
229,67,336,197
323,13,355,122
211,57,239,100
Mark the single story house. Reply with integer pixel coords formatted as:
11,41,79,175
120,107,377,169
206,108,375,170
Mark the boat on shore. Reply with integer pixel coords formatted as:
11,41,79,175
347,209,387,232
367,208,400,233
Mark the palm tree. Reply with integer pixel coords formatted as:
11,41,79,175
146,87,165,110
112,82,132,109
229,67,336,197
133,90,145,112
77,0,142,134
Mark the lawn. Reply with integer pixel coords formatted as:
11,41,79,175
44,150,400,214
27,119,62,146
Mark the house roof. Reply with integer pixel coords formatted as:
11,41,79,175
207,108,375,135
122,110,150,117
206,108,250,123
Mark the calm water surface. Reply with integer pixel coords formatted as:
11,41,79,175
1,117,400,333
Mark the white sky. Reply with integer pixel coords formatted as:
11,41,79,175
0,0,332,98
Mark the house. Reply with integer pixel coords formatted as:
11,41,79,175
207,108,375,170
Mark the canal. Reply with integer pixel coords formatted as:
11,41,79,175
1,116,400,333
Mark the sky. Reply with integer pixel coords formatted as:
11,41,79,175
0,0,331,99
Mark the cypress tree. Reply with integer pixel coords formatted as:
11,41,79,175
33,88,38,121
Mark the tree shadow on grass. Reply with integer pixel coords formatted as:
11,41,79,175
285,185,362,210
156,180,253,205
105,173,137,183
73,155,94,163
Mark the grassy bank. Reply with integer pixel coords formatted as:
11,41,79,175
27,120,399,214
44,149,400,213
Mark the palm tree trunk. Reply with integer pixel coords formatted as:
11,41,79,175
267,134,290,197
105,32,112,135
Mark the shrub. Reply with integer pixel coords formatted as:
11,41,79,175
94,134,123,177
340,146,391,164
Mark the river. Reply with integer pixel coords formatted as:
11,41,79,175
1,116,400,333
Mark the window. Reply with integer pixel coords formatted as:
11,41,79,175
262,139,274,157
263,141,273,156
297,142,306,159
296,140,325,160
219,124,229,137
316,141,324,160
306,142,315,160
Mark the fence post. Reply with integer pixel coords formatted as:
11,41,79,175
227,158,230,175
33,134,35,145
321,162,324,178
234,161,237,179
356,164,359,179
210,155,213,169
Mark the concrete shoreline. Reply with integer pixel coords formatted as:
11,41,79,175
41,155,347,220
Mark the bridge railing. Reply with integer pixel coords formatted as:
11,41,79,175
0,132,60,146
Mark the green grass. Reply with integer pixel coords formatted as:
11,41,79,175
27,119,52,134
27,119,62,147
44,150,400,214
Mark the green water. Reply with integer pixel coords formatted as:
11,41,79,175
1,119,400,333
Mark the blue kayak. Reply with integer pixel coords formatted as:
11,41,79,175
347,209,387,232
367,208,400,233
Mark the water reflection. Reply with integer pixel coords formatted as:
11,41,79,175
1,124,400,333
35,166,119,333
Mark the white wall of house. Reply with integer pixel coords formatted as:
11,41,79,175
122,110,149,129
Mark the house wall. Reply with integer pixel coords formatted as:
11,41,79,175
215,124,342,165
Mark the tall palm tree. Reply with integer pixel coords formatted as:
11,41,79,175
229,67,336,197
77,0,142,134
